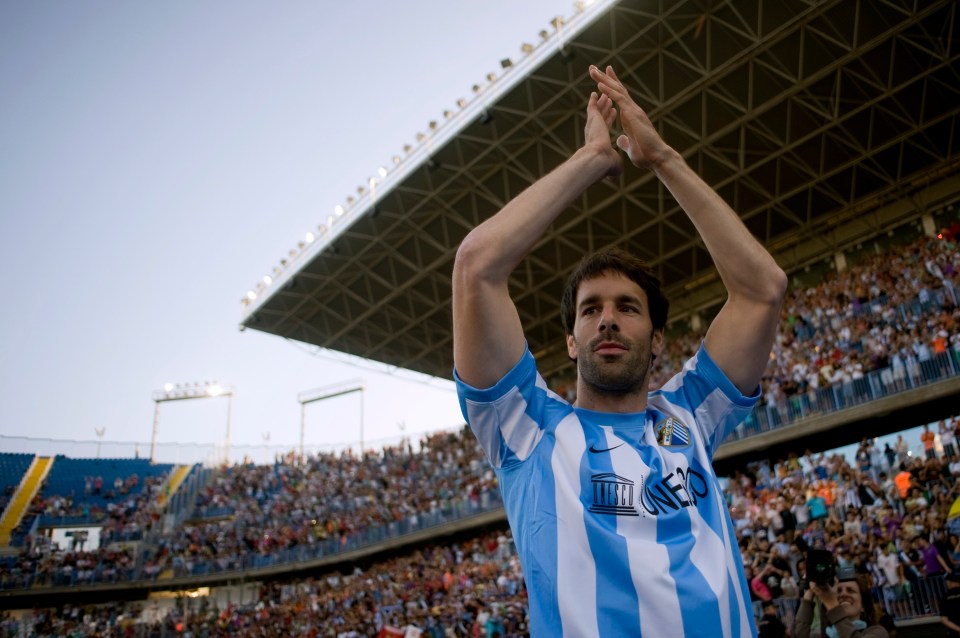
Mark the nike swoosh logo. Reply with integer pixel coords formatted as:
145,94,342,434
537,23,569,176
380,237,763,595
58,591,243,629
588,443,624,453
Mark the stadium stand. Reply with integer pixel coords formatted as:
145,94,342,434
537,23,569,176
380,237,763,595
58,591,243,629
1,228,959,637
4,419,960,635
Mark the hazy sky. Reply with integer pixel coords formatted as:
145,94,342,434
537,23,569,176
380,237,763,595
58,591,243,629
0,0,579,463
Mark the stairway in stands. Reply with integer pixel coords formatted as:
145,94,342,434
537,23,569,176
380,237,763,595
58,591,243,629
157,464,192,508
0,456,53,547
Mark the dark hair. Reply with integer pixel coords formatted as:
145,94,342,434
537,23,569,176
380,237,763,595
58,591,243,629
560,248,669,335
842,574,880,626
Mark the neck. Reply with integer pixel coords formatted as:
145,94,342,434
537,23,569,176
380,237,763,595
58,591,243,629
573,380,649,413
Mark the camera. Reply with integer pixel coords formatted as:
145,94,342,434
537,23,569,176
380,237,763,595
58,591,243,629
795,537,837,591
805,549,836,586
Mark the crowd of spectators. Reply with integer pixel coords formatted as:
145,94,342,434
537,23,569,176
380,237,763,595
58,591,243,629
651,234,960,407
152,429,499,579
7,417,960,636
734,417,960,629
1,429,500,588
2,227,960,634
2,530,530,638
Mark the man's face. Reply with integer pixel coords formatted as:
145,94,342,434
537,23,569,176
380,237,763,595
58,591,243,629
566,271,663,395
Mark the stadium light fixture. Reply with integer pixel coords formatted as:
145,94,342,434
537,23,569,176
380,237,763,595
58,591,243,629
150,381,235,464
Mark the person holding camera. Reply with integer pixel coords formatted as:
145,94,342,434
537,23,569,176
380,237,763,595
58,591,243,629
794,573,888,638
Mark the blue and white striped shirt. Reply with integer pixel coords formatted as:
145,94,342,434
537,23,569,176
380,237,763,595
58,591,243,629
456,343,760,638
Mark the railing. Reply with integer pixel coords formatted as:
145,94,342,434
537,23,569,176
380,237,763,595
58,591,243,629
728,349,960,443
756,573,950,629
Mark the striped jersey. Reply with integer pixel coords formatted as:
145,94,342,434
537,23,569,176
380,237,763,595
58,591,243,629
455,343,760,638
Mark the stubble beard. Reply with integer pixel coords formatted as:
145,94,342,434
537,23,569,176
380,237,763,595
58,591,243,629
576,334,653,397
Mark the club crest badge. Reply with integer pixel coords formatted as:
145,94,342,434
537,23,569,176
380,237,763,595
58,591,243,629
655,417,690,447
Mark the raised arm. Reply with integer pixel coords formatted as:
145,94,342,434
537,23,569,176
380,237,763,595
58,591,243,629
590,65,787,394
452,91,622,389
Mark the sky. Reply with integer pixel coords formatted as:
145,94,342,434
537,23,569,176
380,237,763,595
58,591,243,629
0,0,581,464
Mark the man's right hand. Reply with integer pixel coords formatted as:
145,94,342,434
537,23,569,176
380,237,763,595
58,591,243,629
589,65,672,171
583,90,623,180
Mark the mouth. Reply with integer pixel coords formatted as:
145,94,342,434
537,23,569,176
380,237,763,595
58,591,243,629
593,341,628,355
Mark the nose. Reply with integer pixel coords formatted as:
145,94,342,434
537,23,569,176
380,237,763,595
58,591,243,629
598,304,619,332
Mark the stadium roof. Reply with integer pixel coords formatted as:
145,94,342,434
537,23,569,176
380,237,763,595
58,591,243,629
241,0,960,383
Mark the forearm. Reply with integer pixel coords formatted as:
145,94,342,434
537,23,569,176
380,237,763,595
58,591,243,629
454,145,612,284
651,149,786,302
452,141,615,388
793,599,814,638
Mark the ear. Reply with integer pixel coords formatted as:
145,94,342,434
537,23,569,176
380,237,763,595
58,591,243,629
566,332,578,361
651,328,664,359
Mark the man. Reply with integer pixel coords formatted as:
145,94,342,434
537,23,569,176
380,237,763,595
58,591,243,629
921,423,936,460
452,65,786,637
756,600,787,638
876,543,903,607
942,571,960,638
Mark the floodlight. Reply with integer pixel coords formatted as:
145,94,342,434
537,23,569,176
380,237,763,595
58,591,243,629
378,167,387,178
263,275,272,285
164,383,173,392
521,43,534,54
500,58,512,69
207,384,223,397
246,290,257,301
335,205,344,216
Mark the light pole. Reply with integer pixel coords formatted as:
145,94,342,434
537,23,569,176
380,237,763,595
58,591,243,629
94,427,106,459
298,379,365,459
150,382,235,464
